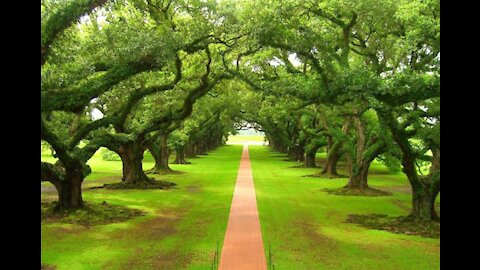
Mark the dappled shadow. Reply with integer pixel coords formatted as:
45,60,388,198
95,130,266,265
345,214,440,238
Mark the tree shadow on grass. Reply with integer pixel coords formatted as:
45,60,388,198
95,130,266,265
345,214,440,238
302,173,348,179
323,187,392,197
41,263,57,270
102,180,177,190
41,201,145,226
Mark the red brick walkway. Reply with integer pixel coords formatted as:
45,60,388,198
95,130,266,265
218,144,267,270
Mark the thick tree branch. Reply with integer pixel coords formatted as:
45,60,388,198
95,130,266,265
42,0,109,65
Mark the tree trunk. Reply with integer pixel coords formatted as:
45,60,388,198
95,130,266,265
287,145,304,162
297,147,305,162
271,139,288,153
321,143,341,175
304,150,317,168
185,141,196,158
377,109,440,221
196,142,207,155
345,116,369,189
118,142,151,184
147,134,172,172
297,140,306,162
408,149,440,220
173,148,188,164
346,162,370,189
55,163,84,210
411,185,439,220
160,134,171,169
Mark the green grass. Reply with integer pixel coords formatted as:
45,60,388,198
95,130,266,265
226,134,265,144
42,145,439,269
41,145,243,270
250,146,439,270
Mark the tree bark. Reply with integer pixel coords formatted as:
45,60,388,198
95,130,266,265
377,109,440,221
304,149,317,168
173,148,188,164
346,162,370,189
408,148,440,220
57,166,84,209
147,134,172,172
322,120,351,175
118,141,151,184
345,116,369,189
321,142,341,175
287,145,304,162
195,142,207,155
185,141,196,158
42,161,86,210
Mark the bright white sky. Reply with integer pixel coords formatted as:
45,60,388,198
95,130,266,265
91,108,104,120
288,53,302,67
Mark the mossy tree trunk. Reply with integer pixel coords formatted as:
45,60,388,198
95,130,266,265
321,140,341,175
58,164,84,209
346,161,370,189
185,140,196,158
321,119,351,176
117,141,151,184
173,147,187,164
304,143,319,168
404,148,440,220
160,134,171,169
42,161,86,210
287,144,305,162
344,116,385,190
378,109,440,221
195,141,207,155
147,134,172,172
345,116,368,189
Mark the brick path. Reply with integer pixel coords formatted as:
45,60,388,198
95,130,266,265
218,144,267,270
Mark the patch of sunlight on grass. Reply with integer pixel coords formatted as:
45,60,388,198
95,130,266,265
226,135,266,145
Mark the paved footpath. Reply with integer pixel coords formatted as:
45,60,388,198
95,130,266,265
218,144,267,270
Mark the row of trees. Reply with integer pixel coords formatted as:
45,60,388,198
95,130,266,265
219,0,440,221
41,0,244,209
41,0,440,222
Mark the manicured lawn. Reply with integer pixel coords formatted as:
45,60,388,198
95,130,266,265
41,145,243,270
250,145,440,270
226,134,266,144
42,145,439,269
